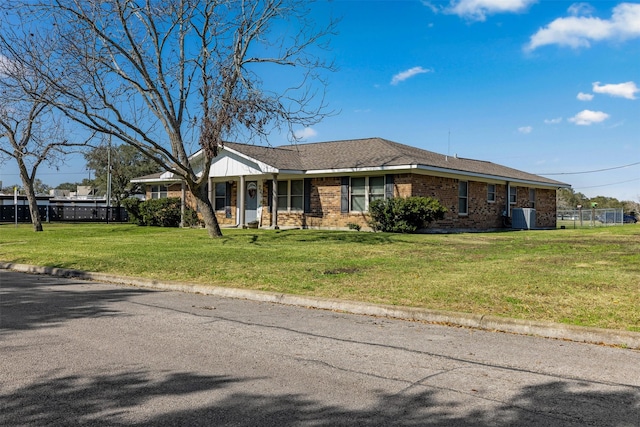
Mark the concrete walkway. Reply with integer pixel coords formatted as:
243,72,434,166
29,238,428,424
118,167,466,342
1,261,639,349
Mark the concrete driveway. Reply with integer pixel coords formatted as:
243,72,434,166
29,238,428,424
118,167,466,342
1,270,639,426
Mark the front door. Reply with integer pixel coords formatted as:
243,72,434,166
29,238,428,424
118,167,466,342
245,181,258,223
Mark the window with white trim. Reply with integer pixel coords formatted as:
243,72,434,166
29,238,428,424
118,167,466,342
509,186,517,205
150,185,168,199
214,182,226,211
458,181,468,215
350,176,385,212
277,179,304,211
487,184,496,203
350,177,366,211
529,188,536,209
369,176,385,203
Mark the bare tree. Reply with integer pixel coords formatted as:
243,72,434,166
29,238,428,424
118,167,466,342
21,0,336,237
0,25,89,232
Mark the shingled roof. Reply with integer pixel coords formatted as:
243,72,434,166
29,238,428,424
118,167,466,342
224,137,567,187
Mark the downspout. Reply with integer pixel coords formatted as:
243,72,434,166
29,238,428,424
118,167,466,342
506,181,511,217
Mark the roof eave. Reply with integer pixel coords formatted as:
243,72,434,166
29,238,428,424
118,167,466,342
130,177,183,184
303,164,568,188
414,164,569,188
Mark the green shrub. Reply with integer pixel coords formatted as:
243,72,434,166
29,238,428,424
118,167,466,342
182,206,201,228
121,198,142,224
122,197,199,227
347,222,361,231
369,197,447,233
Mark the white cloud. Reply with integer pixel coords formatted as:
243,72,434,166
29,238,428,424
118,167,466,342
526,3,640,51
518,126,533,134
444,0,537,21
390,66,432,85
293,127,318,140
567,2,595,17
577,92,594,101
568,110,610,126
592,81,638,100
544,117,563,124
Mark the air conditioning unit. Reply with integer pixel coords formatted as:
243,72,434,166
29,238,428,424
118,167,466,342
512,208,536,229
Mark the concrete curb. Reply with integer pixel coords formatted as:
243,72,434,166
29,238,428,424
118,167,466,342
2,262,639,350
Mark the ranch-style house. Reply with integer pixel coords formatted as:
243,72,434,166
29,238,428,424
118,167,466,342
131,137,570,231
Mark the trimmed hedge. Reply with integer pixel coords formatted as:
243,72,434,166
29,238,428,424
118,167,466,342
122,197,199,227
369,197,447,233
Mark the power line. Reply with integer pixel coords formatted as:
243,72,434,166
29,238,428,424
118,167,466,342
574,177,640,190
539,161,640,175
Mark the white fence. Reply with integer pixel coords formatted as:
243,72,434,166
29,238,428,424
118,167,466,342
557,208,623,228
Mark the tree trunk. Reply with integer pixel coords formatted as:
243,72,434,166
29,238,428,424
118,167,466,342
27,193,43,232
193,183,222,237
18,165,43,232
23,180,42,231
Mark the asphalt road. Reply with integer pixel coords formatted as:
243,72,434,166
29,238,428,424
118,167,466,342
1,270,639,426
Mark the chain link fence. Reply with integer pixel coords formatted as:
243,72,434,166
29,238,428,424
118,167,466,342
557,208,623,228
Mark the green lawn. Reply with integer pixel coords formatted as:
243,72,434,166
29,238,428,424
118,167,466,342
1,223,639,332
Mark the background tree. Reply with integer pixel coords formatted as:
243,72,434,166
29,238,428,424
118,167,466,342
556,188,588,210
33,179,51,195
56,182,81,192
84,143,162,207
557,188,639,215
0,22,89,231
22,0,336,237
1,184,20,193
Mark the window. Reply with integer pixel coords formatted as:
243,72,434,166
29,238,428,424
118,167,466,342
350,177,366,212
277,181,288,210
277,179,304,211
347,176,386,212
509,186,517,204
150,185,168,199
529,188,536,209
214,182,226,211
369,176,385,203
458,181,468,215
487,184,496,203
290,180,304,210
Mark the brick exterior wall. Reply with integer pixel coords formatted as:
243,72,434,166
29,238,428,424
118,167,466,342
148,174,558,231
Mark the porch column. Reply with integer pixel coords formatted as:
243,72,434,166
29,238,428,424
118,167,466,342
239,175,246,228
208,176,213,203
272,173,279,229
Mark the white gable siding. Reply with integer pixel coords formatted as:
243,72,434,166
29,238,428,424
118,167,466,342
209,150,277,177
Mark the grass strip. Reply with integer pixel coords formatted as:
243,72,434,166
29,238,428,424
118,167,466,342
1,223,638,332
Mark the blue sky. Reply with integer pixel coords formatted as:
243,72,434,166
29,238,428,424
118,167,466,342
294,0,640,201
1,0,639,202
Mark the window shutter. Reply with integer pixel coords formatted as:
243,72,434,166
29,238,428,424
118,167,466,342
225,182,232,207
385,174,394,199
340,177,349,213
304,178,311,213
266,180,273,207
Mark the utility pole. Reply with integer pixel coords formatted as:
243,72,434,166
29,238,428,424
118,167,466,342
14,186,18,228
106,137,112,224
